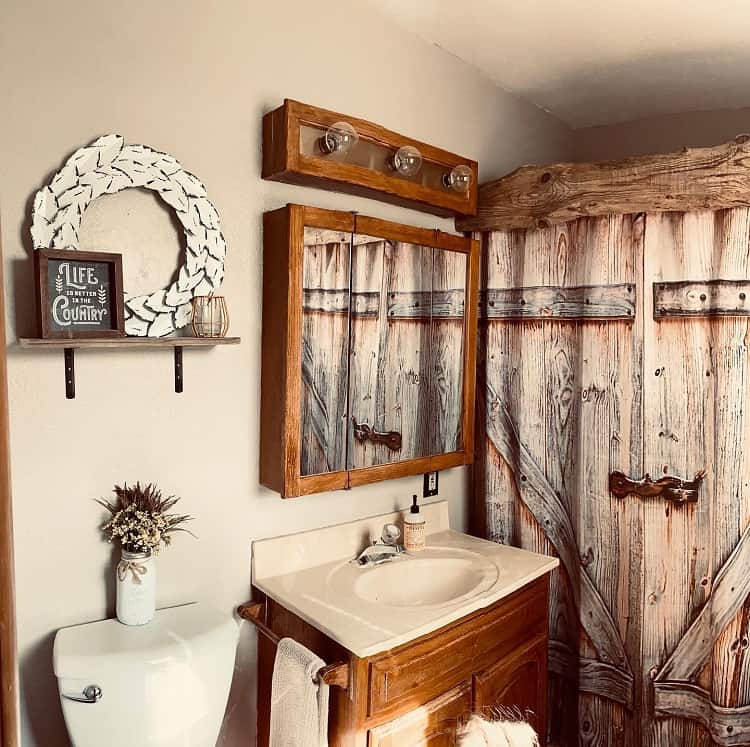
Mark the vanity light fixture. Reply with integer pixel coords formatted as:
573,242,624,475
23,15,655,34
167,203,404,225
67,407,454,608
390,145,423,177
443,164,474,193
318,121,359,155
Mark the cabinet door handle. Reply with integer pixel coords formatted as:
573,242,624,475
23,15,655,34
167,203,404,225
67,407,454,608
61,685,103,704
352,419,402,451
609,469,706,503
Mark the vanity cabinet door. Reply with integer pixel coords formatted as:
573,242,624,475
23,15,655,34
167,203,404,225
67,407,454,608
348,233,432,471
300,226,352,477
472,635,548,744
368,682,471,747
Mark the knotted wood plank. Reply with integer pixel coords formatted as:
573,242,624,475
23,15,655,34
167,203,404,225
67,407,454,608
457,136,750,232
548,640,634,709
484,381,634,702
653,682,750,747
482,283,635,321
654,279,750,318
655,521,750,683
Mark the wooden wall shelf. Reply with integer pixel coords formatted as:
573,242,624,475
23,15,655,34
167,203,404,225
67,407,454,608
19,336,241,399
263,100,478,218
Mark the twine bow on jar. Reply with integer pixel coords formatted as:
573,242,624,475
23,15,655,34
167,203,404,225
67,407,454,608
117,558,148,584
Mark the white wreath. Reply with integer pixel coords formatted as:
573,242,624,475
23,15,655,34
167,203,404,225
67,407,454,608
30,134,226,337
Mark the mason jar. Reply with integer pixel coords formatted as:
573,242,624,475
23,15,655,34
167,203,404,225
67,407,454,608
116,549,156,625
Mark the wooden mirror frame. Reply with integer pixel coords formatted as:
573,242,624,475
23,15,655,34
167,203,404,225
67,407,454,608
260,204,479,498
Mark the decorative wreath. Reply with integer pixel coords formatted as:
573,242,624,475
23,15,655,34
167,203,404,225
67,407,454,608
31,134,226,337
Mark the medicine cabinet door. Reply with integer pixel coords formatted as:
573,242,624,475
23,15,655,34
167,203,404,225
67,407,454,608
347,229,432,474
299,225,351,477
429,247,467,456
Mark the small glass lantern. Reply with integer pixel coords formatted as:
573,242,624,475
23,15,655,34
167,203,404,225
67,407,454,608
191,295,229,338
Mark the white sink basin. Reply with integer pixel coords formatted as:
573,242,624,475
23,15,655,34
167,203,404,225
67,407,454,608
327,547,500,608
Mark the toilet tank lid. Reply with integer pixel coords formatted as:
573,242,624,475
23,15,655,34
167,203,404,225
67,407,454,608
53,603,239,679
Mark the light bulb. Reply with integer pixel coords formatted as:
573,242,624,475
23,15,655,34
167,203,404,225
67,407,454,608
443,164,473,193
390,146,422,177
319,121,359,155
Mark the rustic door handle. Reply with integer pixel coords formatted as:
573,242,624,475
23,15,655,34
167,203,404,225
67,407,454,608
609,470,706,503
352,418,402,451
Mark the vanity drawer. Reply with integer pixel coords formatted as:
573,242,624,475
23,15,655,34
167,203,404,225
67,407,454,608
367,575,548,718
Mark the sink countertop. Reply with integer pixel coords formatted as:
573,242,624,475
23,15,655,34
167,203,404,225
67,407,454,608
253,518,559,657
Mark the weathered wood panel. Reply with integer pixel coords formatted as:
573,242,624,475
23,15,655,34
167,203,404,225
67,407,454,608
641,208,750,746
457,136,750,232
654,279,750,318
348,239,431,469
302,288,465,318
430,248,466,455
482,283,635,321
300,231,351,476
479,215,643,746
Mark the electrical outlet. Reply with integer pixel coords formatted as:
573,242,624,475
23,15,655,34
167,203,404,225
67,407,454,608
423,471,439,497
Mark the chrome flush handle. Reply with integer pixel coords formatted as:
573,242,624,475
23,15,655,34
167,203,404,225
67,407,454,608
62,685,103,704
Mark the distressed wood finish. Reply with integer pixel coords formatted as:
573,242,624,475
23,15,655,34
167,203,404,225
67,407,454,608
654,279,750,318
261,205,478,498
348,238,432,469
250,576,551,747
479,205,750,745
478,215,644,746
263,99,478,218
457,136,750,232
482,283,636,321
300,229,351,476
642,208,750,746
302,288,465,318
0,225,18,747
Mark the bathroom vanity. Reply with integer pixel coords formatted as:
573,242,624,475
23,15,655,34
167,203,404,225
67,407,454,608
246,502,558,746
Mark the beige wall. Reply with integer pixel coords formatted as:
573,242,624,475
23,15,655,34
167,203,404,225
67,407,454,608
575,107,750,161
0,1,571,744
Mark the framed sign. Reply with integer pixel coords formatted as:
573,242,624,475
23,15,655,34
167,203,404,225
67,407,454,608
34,249,125,339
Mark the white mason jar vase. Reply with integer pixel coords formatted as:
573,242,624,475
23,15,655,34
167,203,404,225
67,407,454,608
116,549,156,625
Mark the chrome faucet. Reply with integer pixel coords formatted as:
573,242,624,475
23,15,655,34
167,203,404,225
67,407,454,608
354,524,405,567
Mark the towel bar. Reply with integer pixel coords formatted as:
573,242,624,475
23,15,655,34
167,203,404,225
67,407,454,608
237,601,350,690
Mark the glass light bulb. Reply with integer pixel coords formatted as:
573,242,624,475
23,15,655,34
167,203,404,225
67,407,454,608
443,164,473,193
391,146,422,177
319,121,359,155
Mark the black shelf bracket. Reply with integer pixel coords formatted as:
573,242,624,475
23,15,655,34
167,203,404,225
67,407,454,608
174,346,183,393
64,348,75,399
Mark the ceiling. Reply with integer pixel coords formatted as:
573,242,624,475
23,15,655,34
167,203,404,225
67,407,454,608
362,0,750,128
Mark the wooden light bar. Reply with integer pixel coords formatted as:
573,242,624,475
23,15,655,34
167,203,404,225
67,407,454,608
263,99,478,218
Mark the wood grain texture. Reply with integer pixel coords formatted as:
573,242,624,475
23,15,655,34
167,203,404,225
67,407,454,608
474,634,549,744
457,136,750,232
479,206,750,745
654,278,750,318
479,215,643,746
300,229,351,476
263,100,477,219
261,205,477,497
0,224,18,747
482,283,636,321
368,682,471,747
251,578,551,747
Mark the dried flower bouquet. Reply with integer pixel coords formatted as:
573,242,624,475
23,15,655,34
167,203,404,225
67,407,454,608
97,482,193,555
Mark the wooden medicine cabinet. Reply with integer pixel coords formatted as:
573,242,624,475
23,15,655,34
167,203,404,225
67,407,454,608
260,205,479,498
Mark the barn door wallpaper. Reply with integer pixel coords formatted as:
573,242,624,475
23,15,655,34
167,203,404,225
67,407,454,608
477,207,750,746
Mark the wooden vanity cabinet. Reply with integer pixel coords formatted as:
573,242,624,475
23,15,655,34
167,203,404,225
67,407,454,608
253,573,551,747
260,204,479,498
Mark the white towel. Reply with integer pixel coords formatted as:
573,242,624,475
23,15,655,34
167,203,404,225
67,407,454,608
270,638,329,747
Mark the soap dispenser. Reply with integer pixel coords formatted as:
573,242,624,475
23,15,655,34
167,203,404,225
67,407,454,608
404,495,426,552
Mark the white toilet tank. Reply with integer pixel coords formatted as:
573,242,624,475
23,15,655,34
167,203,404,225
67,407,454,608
53,603,239,747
